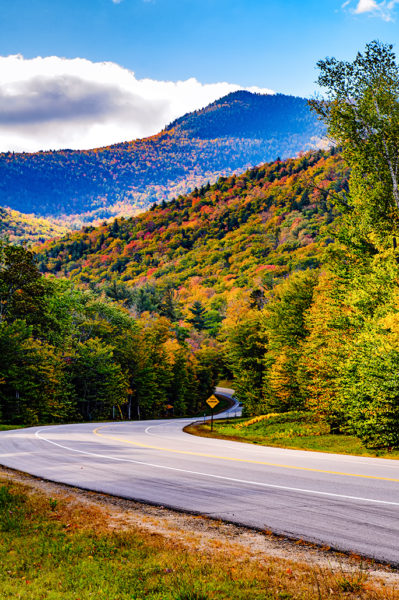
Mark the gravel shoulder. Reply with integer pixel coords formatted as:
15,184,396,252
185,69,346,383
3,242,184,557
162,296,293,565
1,465,398,588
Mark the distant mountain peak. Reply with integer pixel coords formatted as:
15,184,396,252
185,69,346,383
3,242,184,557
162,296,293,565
0,91,324,223
165,91,317,140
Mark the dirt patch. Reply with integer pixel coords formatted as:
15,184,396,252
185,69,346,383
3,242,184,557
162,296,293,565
0,465,398,588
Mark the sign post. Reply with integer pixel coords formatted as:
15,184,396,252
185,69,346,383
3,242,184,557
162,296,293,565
206,395,219,432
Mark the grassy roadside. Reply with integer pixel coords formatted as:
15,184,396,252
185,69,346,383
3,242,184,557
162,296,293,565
185,411,399,459
0,473,397,600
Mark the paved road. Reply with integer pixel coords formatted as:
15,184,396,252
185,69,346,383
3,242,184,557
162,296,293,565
1,388,399,565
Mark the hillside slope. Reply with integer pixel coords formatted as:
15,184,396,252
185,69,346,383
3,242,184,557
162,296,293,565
37,149,347,312
0,92,324,224
0,207,70,244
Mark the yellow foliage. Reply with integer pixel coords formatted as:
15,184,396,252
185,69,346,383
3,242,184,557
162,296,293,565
162,338,181,365
235,413,281,429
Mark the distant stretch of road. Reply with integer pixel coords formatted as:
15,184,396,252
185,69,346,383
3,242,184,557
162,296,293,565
1,387,399,565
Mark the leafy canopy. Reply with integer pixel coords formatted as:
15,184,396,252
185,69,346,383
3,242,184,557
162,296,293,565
310,41,399,237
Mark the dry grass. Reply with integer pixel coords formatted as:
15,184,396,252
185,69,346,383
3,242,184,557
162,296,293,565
0,467,398,599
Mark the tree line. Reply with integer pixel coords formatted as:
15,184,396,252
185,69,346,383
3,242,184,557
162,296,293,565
224,41,399,449
0,242,221,425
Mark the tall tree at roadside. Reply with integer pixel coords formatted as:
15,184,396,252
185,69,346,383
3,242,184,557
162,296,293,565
70,338,128,421
263,270,318,412
223,308,267,416
0,321,71,424
310,40,399,250
309,41,399,446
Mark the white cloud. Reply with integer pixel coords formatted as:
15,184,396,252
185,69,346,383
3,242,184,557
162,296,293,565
0,55,274,153
349,0,399,20
354,0,379,13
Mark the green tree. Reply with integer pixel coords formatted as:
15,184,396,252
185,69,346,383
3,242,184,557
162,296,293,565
262,270,318,412
70,338,128,421
187,301,208,331
249,288,266,310
132,316,175,418
307,41,399,445
158,286,182,322
130,284,163,315
105,281,134,305
0,242,47,332
223,309,267,415
298,272,348,431
310,40,399,250
338,317,399,448
0,320,71,424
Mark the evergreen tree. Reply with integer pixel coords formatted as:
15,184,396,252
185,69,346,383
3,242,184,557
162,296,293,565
262,270,317,412
159,287,182,322
187,301,208,331
0,242,47,332
70,338,128,421
223,309,267,415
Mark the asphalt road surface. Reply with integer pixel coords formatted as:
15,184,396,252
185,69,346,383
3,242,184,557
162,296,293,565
1,387,399,565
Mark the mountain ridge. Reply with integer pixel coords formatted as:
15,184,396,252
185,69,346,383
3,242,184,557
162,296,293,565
0,91,324,225
36,148,347,318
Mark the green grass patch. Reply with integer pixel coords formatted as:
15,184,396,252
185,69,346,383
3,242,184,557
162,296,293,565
0,424,25,431
0,478,392,599
188,412,399,459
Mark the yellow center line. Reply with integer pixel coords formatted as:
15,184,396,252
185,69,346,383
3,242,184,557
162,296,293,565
93,425,399,483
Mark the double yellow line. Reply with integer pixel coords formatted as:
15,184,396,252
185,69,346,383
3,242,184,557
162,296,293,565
93,425,399,483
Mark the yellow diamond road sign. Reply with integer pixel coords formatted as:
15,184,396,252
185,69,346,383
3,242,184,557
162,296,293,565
206,395,219,409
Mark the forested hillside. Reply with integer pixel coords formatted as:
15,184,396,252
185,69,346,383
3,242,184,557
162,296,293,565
34,39,399,454
0,207,70,244
1,147,344,426
4,41,399,453
0,92,323,224
37,148,346,315
0,242,220,425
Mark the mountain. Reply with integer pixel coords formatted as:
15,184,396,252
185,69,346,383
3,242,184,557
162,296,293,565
36,148,347,314
0,92,324,225
0,207,70,245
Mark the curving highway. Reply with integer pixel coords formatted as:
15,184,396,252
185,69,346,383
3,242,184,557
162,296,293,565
1,388,399,565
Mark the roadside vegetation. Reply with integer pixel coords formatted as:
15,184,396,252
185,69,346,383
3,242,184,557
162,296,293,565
187,413,399,459
0,475,397,600
0,425,24,432
0,242,222,426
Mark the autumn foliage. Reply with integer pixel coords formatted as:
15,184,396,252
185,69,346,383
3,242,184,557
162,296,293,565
0,91,323,224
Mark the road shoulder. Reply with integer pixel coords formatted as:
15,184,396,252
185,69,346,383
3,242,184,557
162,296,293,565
1,465,398,591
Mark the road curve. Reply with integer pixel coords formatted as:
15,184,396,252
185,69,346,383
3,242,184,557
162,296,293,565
1,387,399,565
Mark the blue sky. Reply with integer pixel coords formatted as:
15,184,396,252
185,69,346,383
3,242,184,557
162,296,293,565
2,0,398,95
1,0,399,151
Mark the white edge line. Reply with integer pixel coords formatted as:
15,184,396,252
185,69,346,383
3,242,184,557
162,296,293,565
34,430,399,508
